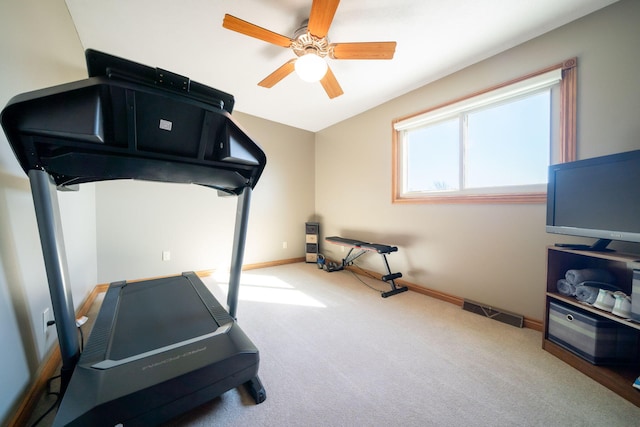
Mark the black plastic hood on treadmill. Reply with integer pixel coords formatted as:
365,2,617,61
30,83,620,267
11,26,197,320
84,49,235,114
1,50,266,195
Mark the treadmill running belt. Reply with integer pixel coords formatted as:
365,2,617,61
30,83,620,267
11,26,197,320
109,276,221,360
53,272,261,426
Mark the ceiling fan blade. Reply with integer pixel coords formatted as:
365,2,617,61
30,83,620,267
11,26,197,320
308,0,340,39
320,66,343,99
331,42,397,60
223,14,292,48
258,59,297,88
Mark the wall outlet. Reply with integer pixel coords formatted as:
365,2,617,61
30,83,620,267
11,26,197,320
162,250,171,261
282,241,287,249
42,308,51,336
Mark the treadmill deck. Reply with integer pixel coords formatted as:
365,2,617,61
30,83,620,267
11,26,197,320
54,273,260,427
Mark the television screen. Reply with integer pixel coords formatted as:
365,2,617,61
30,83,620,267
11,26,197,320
546,150,640,250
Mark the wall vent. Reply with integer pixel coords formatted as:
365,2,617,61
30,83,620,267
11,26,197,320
462,299,524,328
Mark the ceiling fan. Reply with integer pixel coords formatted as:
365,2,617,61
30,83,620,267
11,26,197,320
222,0,396,99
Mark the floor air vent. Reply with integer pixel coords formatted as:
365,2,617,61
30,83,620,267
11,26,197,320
462,299,524,328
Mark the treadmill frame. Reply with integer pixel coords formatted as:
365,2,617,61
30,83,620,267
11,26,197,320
1,50,267,423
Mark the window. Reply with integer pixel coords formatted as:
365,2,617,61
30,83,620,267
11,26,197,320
392,59,577,204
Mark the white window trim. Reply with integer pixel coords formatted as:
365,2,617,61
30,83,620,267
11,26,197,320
394,69,561,131
391,59,577,205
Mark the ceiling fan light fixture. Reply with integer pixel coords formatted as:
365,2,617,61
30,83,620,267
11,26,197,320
294,52,328,83
222,2,396,99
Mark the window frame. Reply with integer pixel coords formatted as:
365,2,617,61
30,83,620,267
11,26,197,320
391,58,577,204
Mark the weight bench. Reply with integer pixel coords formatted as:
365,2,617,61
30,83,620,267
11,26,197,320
324,236,408,298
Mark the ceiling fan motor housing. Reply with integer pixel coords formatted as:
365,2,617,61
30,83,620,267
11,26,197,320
221,0,395,98
292,22,330,58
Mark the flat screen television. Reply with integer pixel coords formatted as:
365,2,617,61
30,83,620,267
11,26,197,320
546,149,640,251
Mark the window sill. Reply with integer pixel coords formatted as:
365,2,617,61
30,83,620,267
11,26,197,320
392,192,546,204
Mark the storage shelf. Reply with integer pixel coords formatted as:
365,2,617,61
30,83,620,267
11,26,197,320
305,222,319,263
548,247,640,265
543,246,640,407
543,339,640,406
546,292,640,331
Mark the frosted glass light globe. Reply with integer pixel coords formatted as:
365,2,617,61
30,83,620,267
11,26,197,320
295,53,328,82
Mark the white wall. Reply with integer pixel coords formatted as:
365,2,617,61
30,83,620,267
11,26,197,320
0,0,96,423
1,0,638,424
315,0,640,321
0,0,314,420
95,111,316,283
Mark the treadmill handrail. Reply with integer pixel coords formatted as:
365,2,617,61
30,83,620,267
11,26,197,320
1,51,267,402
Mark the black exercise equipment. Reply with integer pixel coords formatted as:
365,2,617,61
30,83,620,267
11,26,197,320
1,49,266,426
324,236,408,297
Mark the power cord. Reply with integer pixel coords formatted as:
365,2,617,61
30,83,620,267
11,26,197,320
349,263,386,294
31,316,89,426
76,316,88,352
46,316,87,351
29,375,60,427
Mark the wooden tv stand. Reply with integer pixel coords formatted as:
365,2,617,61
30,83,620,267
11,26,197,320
543,246,640,406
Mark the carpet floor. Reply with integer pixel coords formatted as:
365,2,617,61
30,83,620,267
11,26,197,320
28,262,640,426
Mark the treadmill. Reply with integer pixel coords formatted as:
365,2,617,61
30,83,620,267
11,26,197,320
1,50,267,426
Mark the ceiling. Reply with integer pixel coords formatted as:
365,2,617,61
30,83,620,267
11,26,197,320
64,0,618,132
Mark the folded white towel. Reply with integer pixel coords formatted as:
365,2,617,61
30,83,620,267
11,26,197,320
575,285,600,304
565,268,615,285
556,279,576,296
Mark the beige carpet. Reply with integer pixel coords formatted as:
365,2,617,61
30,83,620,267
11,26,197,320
29,263,640,426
